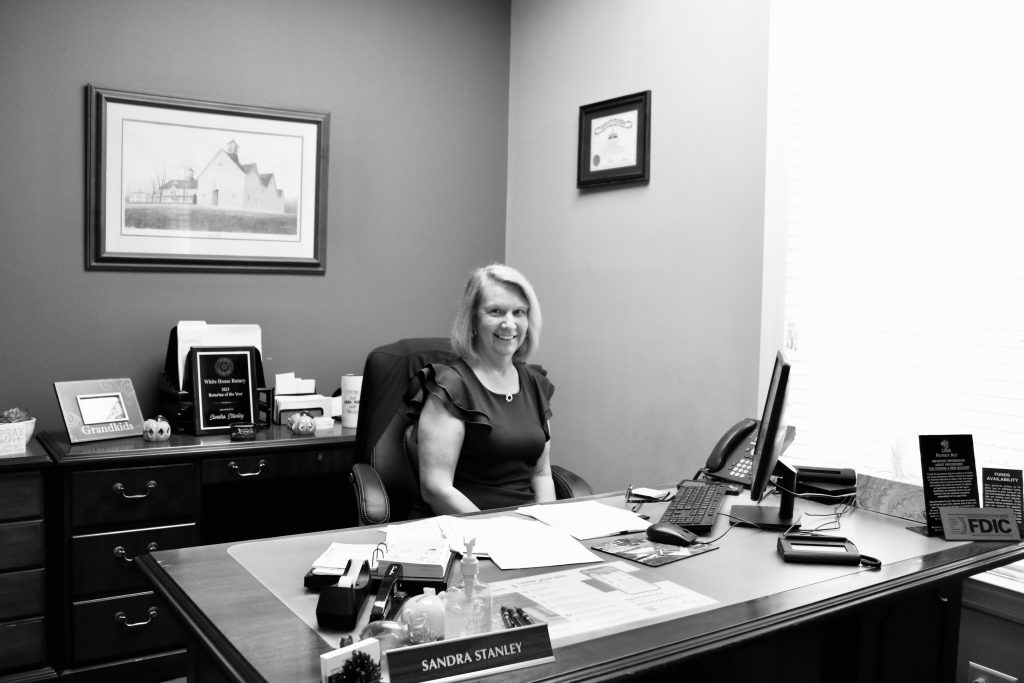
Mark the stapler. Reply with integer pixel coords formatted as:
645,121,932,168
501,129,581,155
369,563,406,622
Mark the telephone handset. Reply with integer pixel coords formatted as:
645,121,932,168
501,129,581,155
703,418,796,487
704,419,758,485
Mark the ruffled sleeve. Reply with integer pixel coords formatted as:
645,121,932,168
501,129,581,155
522,363,555,431
404,362,493,429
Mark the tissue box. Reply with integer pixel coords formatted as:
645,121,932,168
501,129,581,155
274,394,333,424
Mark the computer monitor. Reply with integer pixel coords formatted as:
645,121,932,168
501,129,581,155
729,350,801,530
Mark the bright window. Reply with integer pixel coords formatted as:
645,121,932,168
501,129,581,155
763,0,1024,482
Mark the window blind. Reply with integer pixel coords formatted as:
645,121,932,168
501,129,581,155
764,1,1024,480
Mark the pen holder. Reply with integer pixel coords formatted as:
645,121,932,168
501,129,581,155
314,561,373,630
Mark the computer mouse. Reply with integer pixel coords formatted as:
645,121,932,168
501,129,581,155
645,522,698,546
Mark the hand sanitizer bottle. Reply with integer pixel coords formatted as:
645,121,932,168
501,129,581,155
443,537,492,639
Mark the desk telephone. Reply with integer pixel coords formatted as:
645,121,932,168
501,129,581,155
703,418,796,487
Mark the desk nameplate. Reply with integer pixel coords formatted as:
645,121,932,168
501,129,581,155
385,624,553,683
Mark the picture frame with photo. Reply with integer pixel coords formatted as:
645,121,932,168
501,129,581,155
54,378,145,443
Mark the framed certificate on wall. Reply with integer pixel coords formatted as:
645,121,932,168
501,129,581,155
189,347,259,435
577,90,651,189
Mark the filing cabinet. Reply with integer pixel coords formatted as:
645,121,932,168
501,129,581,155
38,424,357,682
60,461,196,681
0,440,56,682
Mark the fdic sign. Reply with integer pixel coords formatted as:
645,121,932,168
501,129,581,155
939,507,1022,541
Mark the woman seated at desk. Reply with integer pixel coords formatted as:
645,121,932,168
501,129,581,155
406,263,557,515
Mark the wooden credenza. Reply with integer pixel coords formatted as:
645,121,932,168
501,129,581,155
38,425,356,682
0,440,57,682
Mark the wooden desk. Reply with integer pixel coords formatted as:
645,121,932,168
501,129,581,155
38,425,356,682
137,493,1024,683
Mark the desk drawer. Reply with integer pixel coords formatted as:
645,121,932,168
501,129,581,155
203,450,344,483
0,519,43,570
0,616,46,671
71,590,183,666
71,463,197,529
0,470,43,521
0,568,44,620
72,523,198,598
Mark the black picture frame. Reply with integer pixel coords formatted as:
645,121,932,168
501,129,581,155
85,84,330,274
577,90,651,189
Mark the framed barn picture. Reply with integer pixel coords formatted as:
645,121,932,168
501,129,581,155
85,85,330,274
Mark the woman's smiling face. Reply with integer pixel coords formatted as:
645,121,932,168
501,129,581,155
474,280,529,363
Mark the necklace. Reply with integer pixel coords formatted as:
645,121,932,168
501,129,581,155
472,360,517,402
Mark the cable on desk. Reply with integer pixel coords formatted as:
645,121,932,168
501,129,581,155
694,478,860,541
770,482,857,532
700,519,740,545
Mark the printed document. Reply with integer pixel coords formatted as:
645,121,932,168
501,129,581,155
488,560,717,647
517,500,651,539
384,515,600,569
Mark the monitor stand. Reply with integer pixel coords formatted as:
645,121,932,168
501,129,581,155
729,463,802,530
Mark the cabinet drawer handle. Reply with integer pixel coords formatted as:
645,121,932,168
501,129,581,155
113,542,160,563
115,606,158,628
229,459,267,477
113,480,157,499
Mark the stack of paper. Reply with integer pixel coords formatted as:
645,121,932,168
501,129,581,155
378,532,455,579
275,372,316,395
312,535,454,580
385,515,600,570
517,500,651,540
174,321,262,390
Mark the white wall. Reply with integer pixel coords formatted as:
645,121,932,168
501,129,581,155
506,0,770,492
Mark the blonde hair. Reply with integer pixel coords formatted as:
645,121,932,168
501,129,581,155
450,263,542,362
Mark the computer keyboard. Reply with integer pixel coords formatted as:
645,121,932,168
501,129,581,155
658,479,727,535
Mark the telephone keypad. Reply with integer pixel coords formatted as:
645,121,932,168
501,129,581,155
728,456,753,478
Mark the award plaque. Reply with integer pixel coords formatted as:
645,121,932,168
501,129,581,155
188,347,259,435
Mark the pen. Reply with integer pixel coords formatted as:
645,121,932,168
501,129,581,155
515,607,534,625
500,606,516,629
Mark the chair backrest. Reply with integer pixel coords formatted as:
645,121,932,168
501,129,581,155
353,338,458,521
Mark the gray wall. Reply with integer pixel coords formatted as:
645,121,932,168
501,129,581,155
2,0,771,496
0,0,512,432
506,0,769,491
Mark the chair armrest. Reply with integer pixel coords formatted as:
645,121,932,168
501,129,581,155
551,464,594,500
349,463,391,526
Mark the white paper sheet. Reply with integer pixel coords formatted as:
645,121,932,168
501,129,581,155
311,542,380,573
175,321,263,389
385,515,601,570
487,560,717,647
517,500,652,540
275,372,297,395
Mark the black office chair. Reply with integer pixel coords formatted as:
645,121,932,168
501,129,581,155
348,338,594,525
